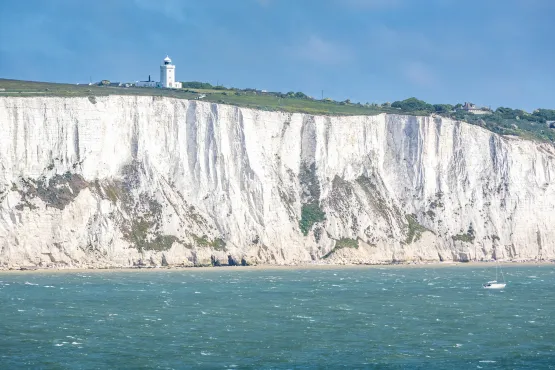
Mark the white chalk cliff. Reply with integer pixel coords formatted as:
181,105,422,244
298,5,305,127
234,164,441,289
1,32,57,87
0,96,554,269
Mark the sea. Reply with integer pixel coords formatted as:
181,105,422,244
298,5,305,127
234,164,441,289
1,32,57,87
1,265,554,369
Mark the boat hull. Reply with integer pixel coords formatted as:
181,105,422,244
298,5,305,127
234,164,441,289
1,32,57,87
483,283,506,289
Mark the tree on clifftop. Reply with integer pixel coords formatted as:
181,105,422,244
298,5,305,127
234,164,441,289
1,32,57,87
391,97,434,113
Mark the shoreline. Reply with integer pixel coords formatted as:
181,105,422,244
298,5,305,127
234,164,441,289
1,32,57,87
1,260,553,274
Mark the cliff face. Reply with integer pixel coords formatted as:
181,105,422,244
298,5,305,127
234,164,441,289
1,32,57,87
0,96,554,268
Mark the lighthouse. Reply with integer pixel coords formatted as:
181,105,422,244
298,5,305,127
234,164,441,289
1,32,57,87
134,55,183,88
159,56,182,89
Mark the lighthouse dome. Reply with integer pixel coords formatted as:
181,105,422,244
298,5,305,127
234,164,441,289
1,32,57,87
163,56,172,65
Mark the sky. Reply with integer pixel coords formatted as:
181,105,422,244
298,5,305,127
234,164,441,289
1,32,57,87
0,0,553,111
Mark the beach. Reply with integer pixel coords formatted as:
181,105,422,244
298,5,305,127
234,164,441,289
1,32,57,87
1,259,553,275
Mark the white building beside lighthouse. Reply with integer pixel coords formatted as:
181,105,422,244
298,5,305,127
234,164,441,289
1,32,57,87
135,55,182,89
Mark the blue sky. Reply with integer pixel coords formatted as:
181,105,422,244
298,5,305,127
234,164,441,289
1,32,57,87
0,0,553,111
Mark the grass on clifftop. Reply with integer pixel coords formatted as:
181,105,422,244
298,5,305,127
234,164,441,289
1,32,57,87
0,79,398,117
2,79,554,143
0,79,200,101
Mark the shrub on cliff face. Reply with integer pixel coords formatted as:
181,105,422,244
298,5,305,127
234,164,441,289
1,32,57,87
405,214,429,244
452,224,475,243
299,203,326,236
298,163,326,236
335,237,358,249
322,238,359,259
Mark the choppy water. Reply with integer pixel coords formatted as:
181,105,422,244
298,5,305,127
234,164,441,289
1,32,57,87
1,265,554,369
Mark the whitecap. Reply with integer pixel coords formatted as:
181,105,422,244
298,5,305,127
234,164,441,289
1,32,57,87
24,282,38,286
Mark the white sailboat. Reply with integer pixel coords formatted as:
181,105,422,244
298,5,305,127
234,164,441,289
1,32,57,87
483,261,506,289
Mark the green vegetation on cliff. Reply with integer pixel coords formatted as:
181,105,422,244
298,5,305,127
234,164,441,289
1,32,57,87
404,214,430,244
299,203,326,236
452,224,476,243
2,79,554,143
323,237,359,259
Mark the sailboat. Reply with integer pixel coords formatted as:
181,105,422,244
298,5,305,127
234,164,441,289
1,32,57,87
483,260,506,289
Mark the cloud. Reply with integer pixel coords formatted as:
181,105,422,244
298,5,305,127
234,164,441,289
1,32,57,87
291,35,353,66
402,61,438,87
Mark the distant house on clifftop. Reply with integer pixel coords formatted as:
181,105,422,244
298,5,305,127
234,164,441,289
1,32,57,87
461,102,492,115
135,75,157,88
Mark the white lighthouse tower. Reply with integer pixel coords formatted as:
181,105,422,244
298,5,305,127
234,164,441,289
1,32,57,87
159,56,182,89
